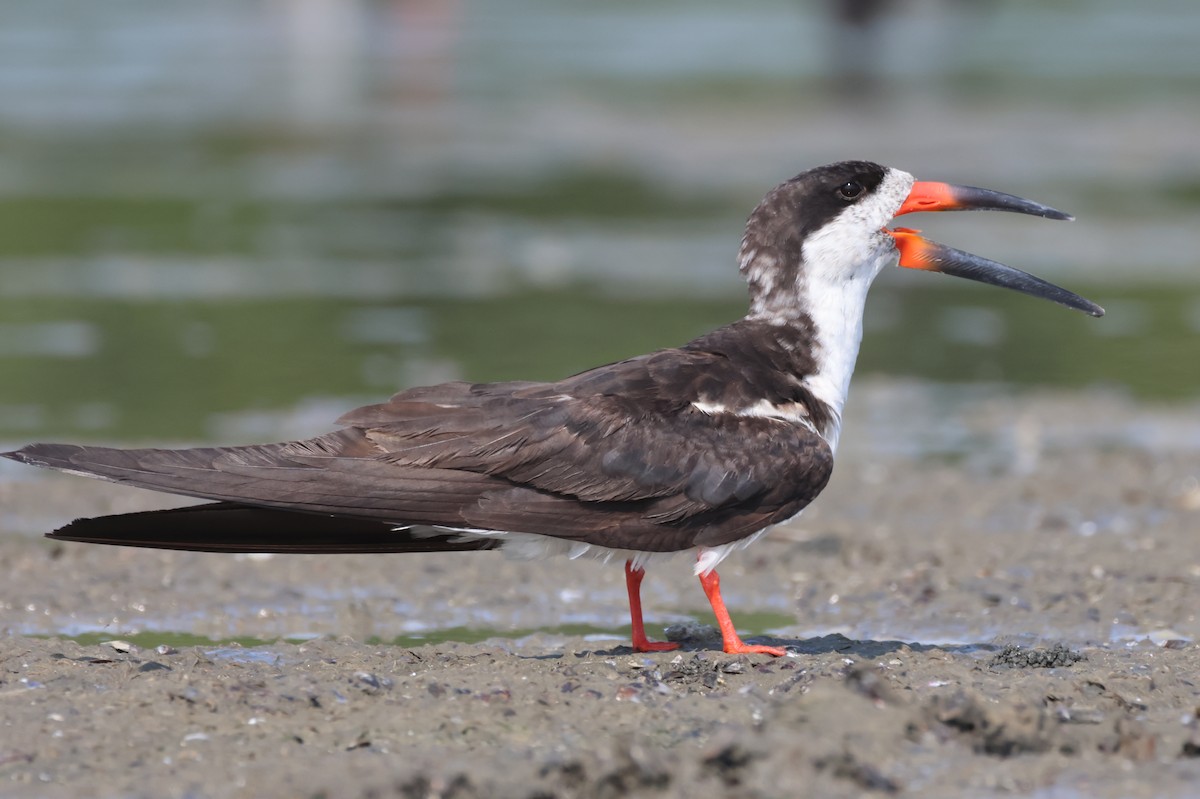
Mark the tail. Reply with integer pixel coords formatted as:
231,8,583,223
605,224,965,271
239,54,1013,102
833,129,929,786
3,435,500,553
44,503,497,554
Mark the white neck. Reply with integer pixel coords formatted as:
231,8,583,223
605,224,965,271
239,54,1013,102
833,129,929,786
796,243,896,451
783,168,914,450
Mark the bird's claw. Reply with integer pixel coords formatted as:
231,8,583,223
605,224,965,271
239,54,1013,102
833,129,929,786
632,637,681,653
722,641,787,657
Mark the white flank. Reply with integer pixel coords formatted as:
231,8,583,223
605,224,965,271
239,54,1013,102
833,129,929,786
421,523,792,574
691,400,727,415
736,398,815,429
691,398,816,433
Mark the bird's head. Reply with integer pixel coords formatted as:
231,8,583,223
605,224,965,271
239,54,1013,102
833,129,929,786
739,160,1104,321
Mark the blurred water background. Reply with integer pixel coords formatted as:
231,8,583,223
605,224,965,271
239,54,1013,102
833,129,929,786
0,0,1197,446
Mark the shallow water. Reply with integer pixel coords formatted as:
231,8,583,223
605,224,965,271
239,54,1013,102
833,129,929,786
1,283,1198,444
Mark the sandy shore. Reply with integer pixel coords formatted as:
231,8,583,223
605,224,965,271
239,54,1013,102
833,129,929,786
2,382,1199,798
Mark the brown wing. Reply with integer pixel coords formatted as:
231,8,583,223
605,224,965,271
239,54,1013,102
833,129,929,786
336,347,834,549
6,342,832,553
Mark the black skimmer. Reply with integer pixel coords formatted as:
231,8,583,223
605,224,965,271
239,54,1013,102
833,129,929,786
3,161,1103,656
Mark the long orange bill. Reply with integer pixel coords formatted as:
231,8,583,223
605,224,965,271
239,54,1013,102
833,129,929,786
888,181,1104,318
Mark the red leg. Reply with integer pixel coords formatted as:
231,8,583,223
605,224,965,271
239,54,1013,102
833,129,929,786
698,568,787,656
624,561,680,652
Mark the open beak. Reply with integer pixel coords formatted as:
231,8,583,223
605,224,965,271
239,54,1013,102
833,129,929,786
887,181,1104,317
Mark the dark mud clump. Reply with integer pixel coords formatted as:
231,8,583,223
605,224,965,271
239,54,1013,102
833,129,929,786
989,643,1085,669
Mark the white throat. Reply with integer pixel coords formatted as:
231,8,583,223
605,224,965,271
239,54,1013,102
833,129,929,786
796,168,914,451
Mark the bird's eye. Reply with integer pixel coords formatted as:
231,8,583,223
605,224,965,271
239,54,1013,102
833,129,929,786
838,181,864,200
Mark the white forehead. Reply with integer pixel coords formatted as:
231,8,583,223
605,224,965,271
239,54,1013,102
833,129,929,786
854,167,915,230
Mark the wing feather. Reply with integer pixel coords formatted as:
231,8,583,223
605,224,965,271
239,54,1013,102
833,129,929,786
6,332,834,553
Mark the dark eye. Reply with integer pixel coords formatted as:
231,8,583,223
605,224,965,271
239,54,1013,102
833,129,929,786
838,181,864,200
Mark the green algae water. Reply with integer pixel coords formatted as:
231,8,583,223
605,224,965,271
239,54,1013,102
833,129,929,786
1,283,1194,444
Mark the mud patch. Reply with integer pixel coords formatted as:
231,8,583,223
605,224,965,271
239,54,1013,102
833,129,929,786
3,387,1200,797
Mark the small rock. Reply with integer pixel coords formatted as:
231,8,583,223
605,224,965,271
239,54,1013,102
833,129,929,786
138,661,171,673
353,672,393,693
615,684,641,702
664,620,720,644
1181,738,1200,758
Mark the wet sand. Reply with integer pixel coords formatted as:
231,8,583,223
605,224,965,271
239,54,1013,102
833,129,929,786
2,382,1199,798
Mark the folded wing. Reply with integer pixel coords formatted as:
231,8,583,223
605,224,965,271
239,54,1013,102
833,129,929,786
6,348,832,553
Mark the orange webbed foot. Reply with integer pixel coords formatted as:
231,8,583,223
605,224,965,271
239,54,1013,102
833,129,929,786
624,561,680,653
721,640,787,657
698,566,789,657
632,636,681,653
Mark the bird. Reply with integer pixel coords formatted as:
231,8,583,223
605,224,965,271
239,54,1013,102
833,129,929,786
2,161,1103,657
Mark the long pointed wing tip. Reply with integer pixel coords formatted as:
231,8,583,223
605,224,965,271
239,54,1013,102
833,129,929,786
2,443,74,468
0,447,36,465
